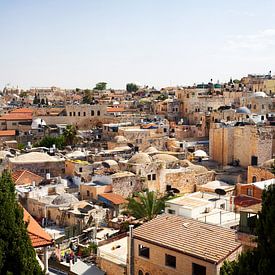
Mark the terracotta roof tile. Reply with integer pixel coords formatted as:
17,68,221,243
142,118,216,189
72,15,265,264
99,193,127,205
12,170,43,185
107,107,125,113
23,208,53,248
0,130,16,137
11,108,33,114
234,195,262,207
133,214,241,264
0,113,33,121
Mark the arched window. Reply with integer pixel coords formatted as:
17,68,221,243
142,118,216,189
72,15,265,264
138,270,143,275
252,176,257,183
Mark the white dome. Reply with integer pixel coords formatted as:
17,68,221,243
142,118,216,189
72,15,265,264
31,118,46,129
253,92,268,98
194,150,208,158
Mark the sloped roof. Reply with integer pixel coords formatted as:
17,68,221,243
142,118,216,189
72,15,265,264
133,214,241,264
12,170,43,185
23,208,53,248
0,113,33,121
0,130,16,137
99,193,127,205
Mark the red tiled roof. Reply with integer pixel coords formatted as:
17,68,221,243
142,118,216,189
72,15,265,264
133,214,242,264
12,170,43,185
107,107,125,113
0,113,33,121
23,208,53,248
11,108,33,114
234,195,262,207
0,130,16,137
99,193,127,205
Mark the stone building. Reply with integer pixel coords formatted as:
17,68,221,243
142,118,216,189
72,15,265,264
209,124,274,167
126,152,215,194
130,214,242,275
247,159,274,183
8,152,65,177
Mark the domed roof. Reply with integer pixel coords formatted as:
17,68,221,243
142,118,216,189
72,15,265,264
253,91,268,98
128,152,152,165
236,106,251,114
180,159,193,167
144,146,159,154
261,159,275,169
152,154,179,163
189,164,208,174
114,135,128,144
194,150,208,158
52,193,79,206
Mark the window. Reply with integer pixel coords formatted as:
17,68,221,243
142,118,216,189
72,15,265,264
69,112,72,116
138,271,143,275
168,209,175,214
73,112,76,116
247,188,253,196
87,190,90,197
251,156,258,166
165,254,176,268
12,122,17,126
78,112,81,116
83,112,86,116
97,110,100,116
138,244,150,258
79,167,83,172
152,174,156,180
147,175,151,181
91,110,94,116
192,263,206,275
45,169,50,174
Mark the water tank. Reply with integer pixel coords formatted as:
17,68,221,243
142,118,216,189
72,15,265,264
46,173,51,180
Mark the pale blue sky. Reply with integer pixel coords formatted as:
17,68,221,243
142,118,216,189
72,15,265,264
1,0,275,89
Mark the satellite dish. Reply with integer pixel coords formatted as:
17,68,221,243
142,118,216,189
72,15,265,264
215,188,226,196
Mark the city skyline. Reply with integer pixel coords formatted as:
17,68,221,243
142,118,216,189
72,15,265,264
1,0,275,89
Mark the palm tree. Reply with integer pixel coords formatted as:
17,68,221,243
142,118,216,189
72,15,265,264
63,125,77,145
126,191,165,221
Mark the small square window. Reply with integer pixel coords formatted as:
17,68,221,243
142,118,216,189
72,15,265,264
138,244,150,258
165,254,176,268
152,174,156,180
147,175,151,181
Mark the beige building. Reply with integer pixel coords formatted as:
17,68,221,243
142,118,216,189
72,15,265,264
130,214,242,275
8,152,65,177
209,124,274,167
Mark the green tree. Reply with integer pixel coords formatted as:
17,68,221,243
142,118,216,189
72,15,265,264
126,83,138,93
0,171,43,274
63,125,77,146
35,135,65,149
126,191,165,221
220,184,275,275
82,89,92,104
93,82,107,91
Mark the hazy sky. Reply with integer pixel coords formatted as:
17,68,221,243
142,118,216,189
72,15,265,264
1,0,275,90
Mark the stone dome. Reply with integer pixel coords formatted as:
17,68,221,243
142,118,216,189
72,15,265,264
128,152,152,165
144,146,159,154
236,106,251,114
114,135,128,144
180,159,193,167
52,193,79,206
152,154,179,163
189,164,208,174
